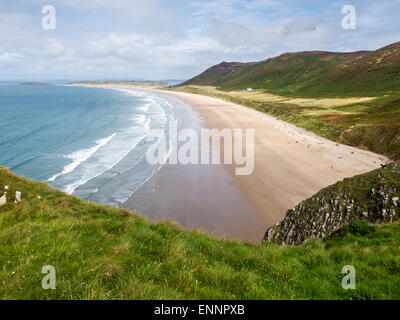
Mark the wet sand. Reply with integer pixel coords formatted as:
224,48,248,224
72,84,389,242
124,161,267,241
121,91,266,241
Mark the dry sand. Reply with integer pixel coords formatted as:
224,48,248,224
72,84,389,241
152,89,389,224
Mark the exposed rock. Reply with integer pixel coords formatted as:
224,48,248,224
264,162,400,245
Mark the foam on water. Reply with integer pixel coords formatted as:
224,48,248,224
130,114,147,124
0,83,199,207
62,130,149,195
56,112,153,195
48,133,116,182
54,88,178,203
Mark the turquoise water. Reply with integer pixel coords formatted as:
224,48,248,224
0,82,193,206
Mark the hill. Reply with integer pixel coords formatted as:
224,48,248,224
181,42,400,97
174,42,400,160
1,166,400,299
183,62,254,87
301,42,400,96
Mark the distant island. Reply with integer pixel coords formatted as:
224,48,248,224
20,82,50,86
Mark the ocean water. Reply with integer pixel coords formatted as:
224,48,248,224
0,82,196,206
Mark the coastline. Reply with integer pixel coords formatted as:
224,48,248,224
154,89,389,219
70,83,389,241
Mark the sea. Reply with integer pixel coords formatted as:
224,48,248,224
0,81,197,206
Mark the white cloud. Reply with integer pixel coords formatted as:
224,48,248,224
0,0,399,80
0,51,23,63
41,39,65,56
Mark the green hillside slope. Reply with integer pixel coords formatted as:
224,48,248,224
175,41,400,160
181,41,400,97
183,62,254,87
1,166,400,299
181,51,370,95
302,42,400,96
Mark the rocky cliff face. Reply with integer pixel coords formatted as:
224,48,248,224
265,162,400,245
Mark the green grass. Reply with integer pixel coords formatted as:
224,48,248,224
181,42,400,98
176,42,400,159
1,167,400,299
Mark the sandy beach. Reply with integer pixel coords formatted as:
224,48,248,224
72,84,389,241
155,90,388,215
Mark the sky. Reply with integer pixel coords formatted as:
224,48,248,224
0,0,399,81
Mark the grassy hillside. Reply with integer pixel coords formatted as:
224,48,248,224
1,166,400,299
183,62,254,87
177,41,400,159
302,42,400,96
181,42,400,97
184,51,371,96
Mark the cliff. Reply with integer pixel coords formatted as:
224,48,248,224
265,162,400,245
